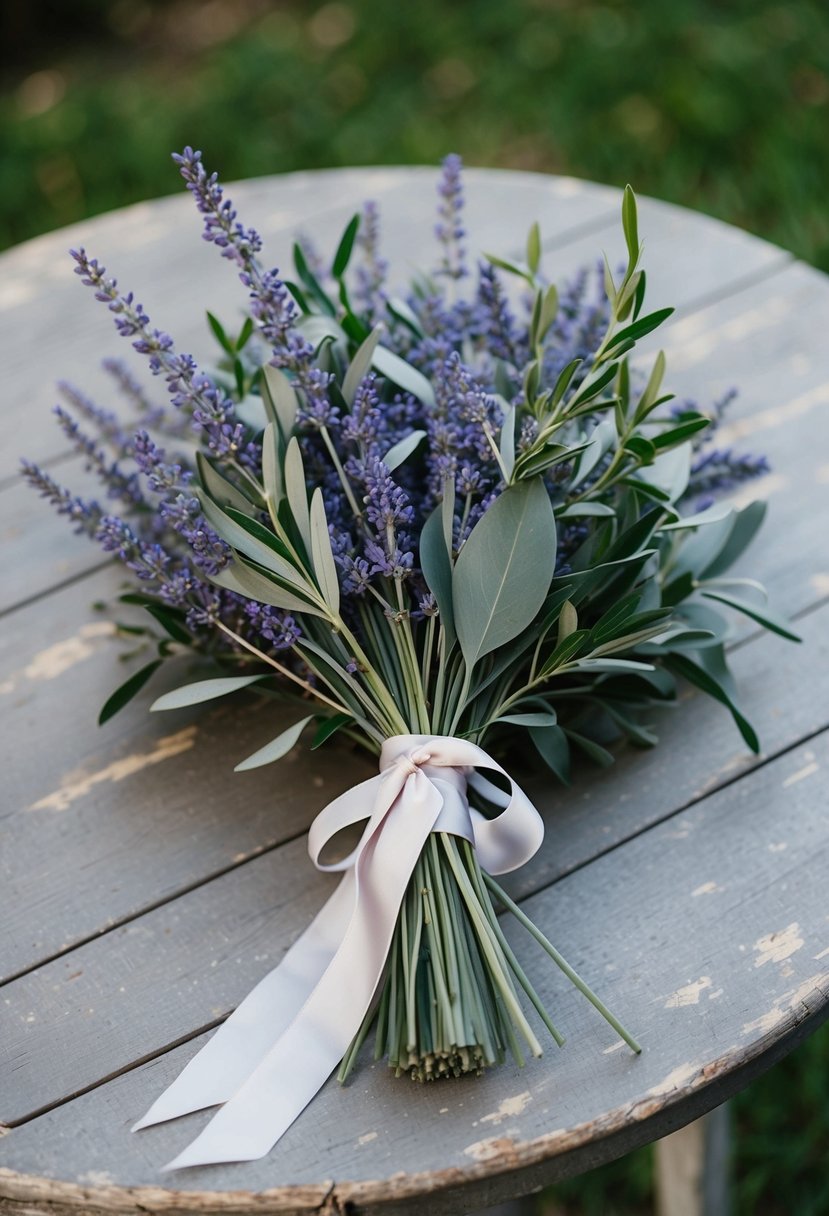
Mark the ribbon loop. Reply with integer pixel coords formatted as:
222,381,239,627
133,734,544,1170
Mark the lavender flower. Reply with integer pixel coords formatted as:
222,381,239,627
435,154,467,281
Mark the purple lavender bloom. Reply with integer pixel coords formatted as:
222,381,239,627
435,154,467,281
354,201,388,323
244,602,302,650
21,461,102,536
52,405,144,508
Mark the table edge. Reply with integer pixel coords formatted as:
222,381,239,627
2,978,826,1215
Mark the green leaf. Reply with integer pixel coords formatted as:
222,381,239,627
420,500,456,647
293,242,336,315
284,436,313,558
206,311,232,355
311,713,352,749
625,435,656,464
526,222,541,274
659,503,731,532
538,284,558,341
261,420,283,515
651,417,710,451
566,729,615,768
310,488,340,614
702,500,767,579
235,715,314,771
550,357,583,407
666,649,760,752
237,316,254,350
634,350,667,424
700,588,801,642
556,502,616,519
386,296,424,337
196,451,259,516
605,308,674,355
152,674,264,712
538,628,590,676
210,553,325,616
453,479,556,667
567,361,619,409
569,657,656,674
262,365,299,441
530,724,571,784
343,323,383,406
99,659,163,725
499,403,516,481
557,599,578,645
143,604,192,645
372,345,436,407
621,184,639,266
638,444,691,503
383,429,427,472
199,492,304,588
484,251,534,286
570,418,615,488
332,213,360,279
497,710,558,728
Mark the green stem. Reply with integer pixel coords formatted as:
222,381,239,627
483,872,642,1054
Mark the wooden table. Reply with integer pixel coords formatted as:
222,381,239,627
1,168,828,1216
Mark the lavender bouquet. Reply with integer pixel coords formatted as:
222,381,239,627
24,153,796,1169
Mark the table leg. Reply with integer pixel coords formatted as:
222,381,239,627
655,1103,732,1216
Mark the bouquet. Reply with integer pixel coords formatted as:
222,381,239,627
23,152,797,1171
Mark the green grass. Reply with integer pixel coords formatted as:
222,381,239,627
2,1,829,268
2,3,828,1210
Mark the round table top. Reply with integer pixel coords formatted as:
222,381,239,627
1,166,828,1215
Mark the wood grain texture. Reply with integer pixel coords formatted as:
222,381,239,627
2,733,828,1210
2,168,827,1212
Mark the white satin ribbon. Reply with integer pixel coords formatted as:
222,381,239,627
133,734,544,1170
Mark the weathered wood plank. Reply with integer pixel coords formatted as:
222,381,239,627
0,169,620,484
0,566,371,983
2,733,827,1212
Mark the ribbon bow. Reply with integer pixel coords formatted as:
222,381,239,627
134,734,544,1170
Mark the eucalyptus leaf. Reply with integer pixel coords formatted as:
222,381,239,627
420,501,456,647
453,479,556,667
343,324,383,406
497,710,558,728
195,451,258,516
702,500,767,579
310,488,340,615
261,420,283,515
152,674,265,712
284,436,313,558
383,429,427,472
373,345,436,407
556,501,616,519
210,553,325,616
530,724,571,784
235,715,314,771
199,492,305,588
262,365,300,441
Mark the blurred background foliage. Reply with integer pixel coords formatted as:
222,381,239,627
2,0,829,270
2,2,828,1212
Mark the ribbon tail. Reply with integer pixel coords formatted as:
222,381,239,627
162,772,443,1169
132,872,355,1131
